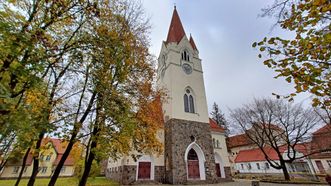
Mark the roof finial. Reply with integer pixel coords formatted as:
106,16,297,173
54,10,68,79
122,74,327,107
174,3,176,9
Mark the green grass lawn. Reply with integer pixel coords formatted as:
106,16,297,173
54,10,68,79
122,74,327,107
0,177,119,186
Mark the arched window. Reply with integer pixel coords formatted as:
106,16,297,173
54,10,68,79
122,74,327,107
184,88,195,113
184,94,189,112
181,50,190,61
189,95,194,113
187,149,198,160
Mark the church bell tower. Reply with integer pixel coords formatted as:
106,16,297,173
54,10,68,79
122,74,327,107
157,7,217,184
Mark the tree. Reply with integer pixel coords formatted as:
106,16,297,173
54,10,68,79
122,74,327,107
210,102,229,136
253,0,331,110
75,1,164,185
230,98,320,180
45,1,164,185
1,1,96,185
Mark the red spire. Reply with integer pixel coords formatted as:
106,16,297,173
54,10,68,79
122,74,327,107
166,7,186,44
189,34,198,51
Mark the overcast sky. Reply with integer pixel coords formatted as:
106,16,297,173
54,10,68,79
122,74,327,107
141,0,311,117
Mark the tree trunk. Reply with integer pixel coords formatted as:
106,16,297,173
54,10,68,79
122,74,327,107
28,132,44,186
48,92,96,186
48,133,77,186
15,148,30,186
280,160,290,181
78,108,100,186
79,140,97,186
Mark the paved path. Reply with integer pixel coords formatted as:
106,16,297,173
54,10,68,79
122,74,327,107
137,179,327,186
208,179,326,186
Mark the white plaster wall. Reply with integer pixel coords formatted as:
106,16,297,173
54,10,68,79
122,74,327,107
211,132,230,167
157,37,209,123
235,161,283,174
107,128,165,168
107,157,125,169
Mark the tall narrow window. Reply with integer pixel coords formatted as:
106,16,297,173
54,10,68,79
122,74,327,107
189,95,194,113
181,50,190,61
184,89,195,113
184,94,189,112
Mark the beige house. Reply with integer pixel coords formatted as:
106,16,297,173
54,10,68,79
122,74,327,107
0,138,76,178
309,125,331,174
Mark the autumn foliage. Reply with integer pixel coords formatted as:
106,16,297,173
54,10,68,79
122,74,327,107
254,0,331,110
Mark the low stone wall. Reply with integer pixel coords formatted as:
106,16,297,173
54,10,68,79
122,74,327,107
154,166,165,183
106,165,137,185
224,166,232,179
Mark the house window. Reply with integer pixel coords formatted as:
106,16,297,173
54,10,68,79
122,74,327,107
265,162,270,169
181,50,190,61
61,166,66,173
12,166,19,174
45,155,52,161
213,138,216,147
216,140,220,148
40,155,44,161
184,89,195,113
241,164,244,170
256,163,260,170
40,167,47,174
247,163,252,170
327,160,331,168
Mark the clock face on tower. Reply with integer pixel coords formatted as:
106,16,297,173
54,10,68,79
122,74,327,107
182,63,192,75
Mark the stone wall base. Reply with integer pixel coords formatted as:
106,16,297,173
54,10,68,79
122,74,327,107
106,165,166,185
224,166,232,179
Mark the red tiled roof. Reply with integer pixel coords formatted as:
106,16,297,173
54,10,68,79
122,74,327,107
189,35,198,51
235,147,279,163
7,153,33,166
235,144,310,163
166,7,186,44
166,7,198,50
43,138,67,154
9,138,78,166
251,123,284,132
313,124,331,135
209,118,225,133
53,154,74,166
227,133,253,148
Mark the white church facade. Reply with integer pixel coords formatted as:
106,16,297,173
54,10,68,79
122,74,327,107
106,7,231,184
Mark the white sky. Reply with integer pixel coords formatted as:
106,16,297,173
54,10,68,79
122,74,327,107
141,0,311,117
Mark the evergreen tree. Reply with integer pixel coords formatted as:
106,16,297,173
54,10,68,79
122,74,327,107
210,102,229,136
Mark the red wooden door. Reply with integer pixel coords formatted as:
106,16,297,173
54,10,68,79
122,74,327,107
138,162,151,179
315,160,325,173
215,163,221,177
188,160,200,179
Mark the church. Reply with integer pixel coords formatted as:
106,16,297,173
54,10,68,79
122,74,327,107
106,7,231,184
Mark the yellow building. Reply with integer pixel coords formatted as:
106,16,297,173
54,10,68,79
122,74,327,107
0,138,76,178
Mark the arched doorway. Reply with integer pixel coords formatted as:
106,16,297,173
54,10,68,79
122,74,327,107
215,153,225,178
184,142,206,180
187,149,200,179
